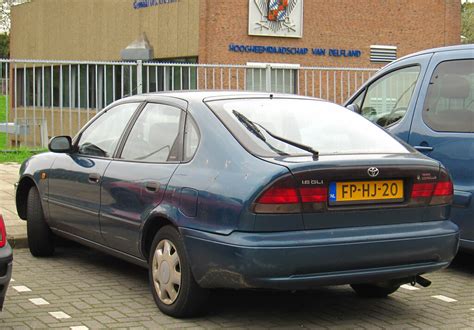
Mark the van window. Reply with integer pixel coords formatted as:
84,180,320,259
422,59,474,133
360,66,420,127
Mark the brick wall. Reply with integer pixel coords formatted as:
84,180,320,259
198,0,461,67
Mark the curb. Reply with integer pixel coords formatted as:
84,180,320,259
7,235,28,249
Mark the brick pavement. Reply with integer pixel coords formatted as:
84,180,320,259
0,164,472,328
1,247,473,329
0,163,26,248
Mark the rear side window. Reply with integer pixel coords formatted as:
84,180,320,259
121,103,183,162
423,59,474,133
360,66,420,127
183,116,199,162
207,98,409,157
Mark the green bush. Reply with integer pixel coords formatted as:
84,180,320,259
0,148,47,164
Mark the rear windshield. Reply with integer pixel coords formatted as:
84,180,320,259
207,98,410,157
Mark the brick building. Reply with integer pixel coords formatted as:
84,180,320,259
6,0,462,146
11,0,461,67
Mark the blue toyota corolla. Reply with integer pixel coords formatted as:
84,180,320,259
15,92,459,317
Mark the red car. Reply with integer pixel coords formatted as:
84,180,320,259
0,214,12,310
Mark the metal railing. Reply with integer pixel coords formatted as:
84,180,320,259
0,59,378,148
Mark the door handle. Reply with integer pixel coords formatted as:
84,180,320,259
145,181,160,192
88,173,101,184
414,146,434,152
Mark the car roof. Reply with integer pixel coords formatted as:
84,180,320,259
396,44,474,62
118,90,325,104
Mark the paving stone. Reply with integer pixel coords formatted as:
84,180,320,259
0,162,473,328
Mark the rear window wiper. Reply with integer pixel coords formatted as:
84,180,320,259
232,110,288,156
254,122,319,160
232,110,319,159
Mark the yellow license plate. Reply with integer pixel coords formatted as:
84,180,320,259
328,180,404,205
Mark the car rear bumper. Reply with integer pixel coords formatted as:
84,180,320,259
181,220,459,290
0,243,13,310
459,238,474,253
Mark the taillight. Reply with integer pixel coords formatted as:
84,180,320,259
410,168,453,206
254,176,327,213
257,186,299,204
433,181,453,196
411,183,435,198
430,180,453,205
0,214,6,248
299,187,328,203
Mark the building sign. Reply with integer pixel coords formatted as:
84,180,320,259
133,0,177,10
249,0,303,38
229,44,362,58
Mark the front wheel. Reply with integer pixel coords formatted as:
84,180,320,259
26,187,55,257
351,281,400,298
149,226,208,318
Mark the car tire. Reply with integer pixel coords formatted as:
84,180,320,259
149,225,209,318
351,282,400,298
26,187,55,257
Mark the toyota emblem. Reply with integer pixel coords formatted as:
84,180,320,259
367,167,379,177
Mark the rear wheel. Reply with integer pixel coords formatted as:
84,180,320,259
351,281,400,298
149,226,208,318
26,187,55,257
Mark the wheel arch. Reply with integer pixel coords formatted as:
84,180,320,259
140,213,178,261
16,175,38,220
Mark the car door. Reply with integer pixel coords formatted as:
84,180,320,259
48,102,141,242
99,102,186,257
347,53,432,142
407,52,474,246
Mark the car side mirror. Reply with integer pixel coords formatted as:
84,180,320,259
346,104,361,114
48,136,73,153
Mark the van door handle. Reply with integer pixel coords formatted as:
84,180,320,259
88,173,101,184
145,181,160,192
414,146,434,152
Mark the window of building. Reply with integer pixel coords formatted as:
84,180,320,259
144,57,198,92
245,63,299,94
14,57,199,110
359,66,420,127
0,63,7,95
423,59,474,133
14,64,136,110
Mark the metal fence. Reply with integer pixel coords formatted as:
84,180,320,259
0,59,378,148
